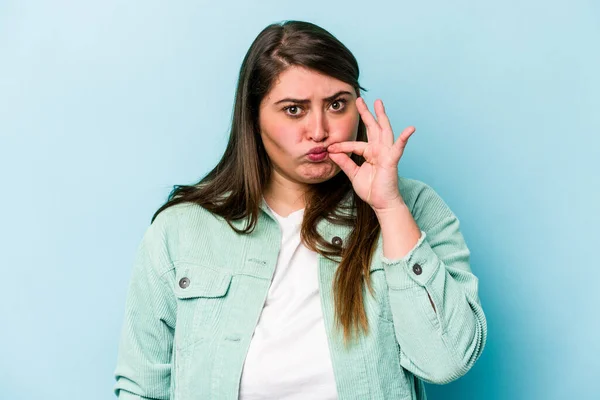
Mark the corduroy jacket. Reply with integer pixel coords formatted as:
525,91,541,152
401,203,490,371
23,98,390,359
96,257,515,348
113,176,487,399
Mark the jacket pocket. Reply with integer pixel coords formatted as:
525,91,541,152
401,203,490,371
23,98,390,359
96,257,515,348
173,264,233,351
174,265,232,298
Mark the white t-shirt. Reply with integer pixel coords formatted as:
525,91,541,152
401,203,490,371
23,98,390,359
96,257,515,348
238,206,338,399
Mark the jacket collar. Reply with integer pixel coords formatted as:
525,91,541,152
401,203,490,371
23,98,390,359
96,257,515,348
229,192,356,240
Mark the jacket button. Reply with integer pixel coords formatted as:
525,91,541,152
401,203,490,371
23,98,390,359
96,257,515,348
412,263,423,275
179,277,190,288
332,236,343,246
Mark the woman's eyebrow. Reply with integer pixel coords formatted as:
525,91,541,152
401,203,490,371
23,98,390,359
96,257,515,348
274,90,352,105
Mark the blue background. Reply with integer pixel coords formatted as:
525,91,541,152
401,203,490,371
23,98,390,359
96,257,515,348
1,1,598,399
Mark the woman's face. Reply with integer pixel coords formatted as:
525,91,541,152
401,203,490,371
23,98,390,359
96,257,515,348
258,66,359,188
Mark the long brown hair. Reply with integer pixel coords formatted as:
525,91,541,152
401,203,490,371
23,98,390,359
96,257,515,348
152,20,380,345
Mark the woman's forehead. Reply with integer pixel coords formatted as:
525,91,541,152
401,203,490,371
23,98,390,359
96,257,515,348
265,67,354,103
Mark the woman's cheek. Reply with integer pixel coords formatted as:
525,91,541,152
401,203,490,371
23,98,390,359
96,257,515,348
267,124,297,148
336,114,359,141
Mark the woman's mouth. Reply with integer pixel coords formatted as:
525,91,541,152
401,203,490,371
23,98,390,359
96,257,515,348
306,147,329,162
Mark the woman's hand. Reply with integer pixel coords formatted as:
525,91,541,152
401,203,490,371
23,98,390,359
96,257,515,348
327,97,416,213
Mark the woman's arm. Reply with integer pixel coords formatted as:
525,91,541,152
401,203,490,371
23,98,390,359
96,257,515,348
376,183,487,385
113,215,177,399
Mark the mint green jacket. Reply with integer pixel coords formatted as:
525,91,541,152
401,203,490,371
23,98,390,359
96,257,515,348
113,177,487,399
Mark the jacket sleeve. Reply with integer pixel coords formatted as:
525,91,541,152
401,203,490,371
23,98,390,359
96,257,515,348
113,214,177,399
379,183,487,385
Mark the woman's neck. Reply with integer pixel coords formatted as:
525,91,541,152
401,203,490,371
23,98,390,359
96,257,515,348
263,176,309,218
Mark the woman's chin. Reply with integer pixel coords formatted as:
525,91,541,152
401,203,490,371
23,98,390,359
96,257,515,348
297,162,339,183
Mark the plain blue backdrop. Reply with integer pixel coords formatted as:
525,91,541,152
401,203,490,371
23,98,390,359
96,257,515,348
1,1,598,399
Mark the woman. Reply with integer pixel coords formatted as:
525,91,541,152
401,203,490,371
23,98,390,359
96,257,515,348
113,20,487,400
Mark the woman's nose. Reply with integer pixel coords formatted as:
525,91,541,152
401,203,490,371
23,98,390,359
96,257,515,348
306,111,329,141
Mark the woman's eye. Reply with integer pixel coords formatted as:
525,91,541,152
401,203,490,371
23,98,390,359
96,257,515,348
284,105,302,117
283,99,346,117
330,99,347,111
